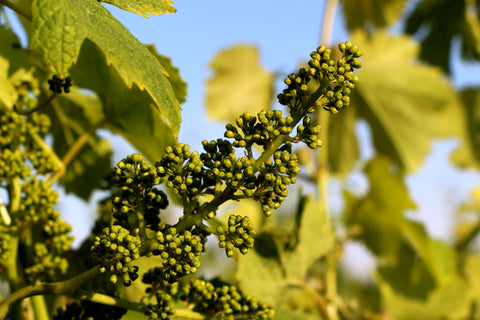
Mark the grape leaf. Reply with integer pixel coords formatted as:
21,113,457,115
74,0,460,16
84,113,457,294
46,89,112,200
146,45,187,104
327,105,359,175
236,250,285,306
404,0,480,73
101,0,176,18
283,196,335,280
344,156,455,298
342,0,408,31
379,258,474,319
350,30,457,172
343,156,416,262
69,40,177,164
205,44,274,123
450,88,480,168
30,0,181,133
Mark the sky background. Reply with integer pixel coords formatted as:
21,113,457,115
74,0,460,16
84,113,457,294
7,0,480,277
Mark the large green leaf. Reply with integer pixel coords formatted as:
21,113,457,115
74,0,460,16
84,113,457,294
30,0,181,133
350,30,457,172
69,40,177,164
205,44,274,123
341,0,408,31
404,0,480,73
101,0,176,18
237,196,334,306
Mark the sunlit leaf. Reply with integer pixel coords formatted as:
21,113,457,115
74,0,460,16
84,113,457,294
101,0,176,18
328,106,359,175
351,30,457,172
0,26,27,108
379,273,471,319
30,0,181,133
146,45,187,104
283,196,335,280
236,250,285,306
205,44,274,123
342,0,408,31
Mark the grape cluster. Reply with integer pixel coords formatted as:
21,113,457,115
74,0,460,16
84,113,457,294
200,138,245,189
53,300,126,320
278,41,362,114
217,215,255,257
150,225,207,283
224,110,294,150
0,108,72,282
48,75,72,94
142,267,179,295
111,154,168,231
90,225,141,286
156,144,205,199
18,179,58,223
0,230,11,266
296,116,321,149
181,279,274,320
25,242,69,282
145,292,175,320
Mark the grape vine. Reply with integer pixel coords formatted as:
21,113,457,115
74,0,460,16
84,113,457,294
0,41,361,320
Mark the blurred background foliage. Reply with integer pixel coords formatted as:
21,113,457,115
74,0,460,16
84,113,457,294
200,0,480,319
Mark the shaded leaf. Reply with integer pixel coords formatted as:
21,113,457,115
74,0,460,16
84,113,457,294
69,40,176,164
101,0,176,18
404,0,480,73
379,275,471,319
205,44,274,123
46,89,112,200
451,88,480,168
343,156,416,261
30,0,181,133
351,30,457,172
342,0,407,31
344,156,455,298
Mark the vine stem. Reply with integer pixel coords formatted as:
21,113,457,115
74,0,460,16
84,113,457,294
318,0,339,319
76,290,205,319
0,266,101,319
